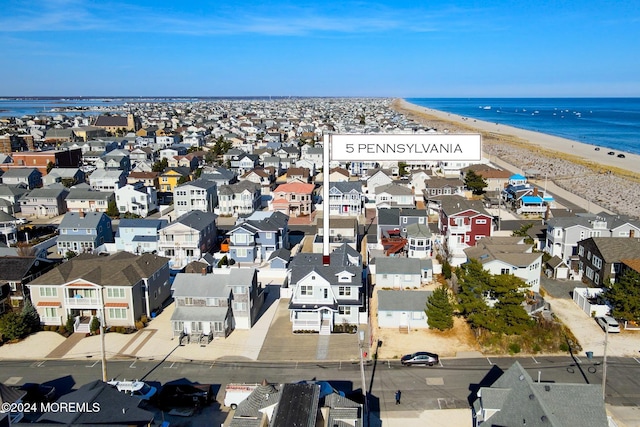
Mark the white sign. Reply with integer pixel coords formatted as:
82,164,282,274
329,134,482,161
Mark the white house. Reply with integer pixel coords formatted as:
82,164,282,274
158,211,218,270
115,183,158,217
374,257,433,289
377,290,432,329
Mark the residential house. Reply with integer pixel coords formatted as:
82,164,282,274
37,380,154,426
56,211,114,255
422,177,464,198
461,165,511,193
365,169,393,195
115,182,158,217
217,181,262,217
168,154,199,170
65,188,114,213
29,252,169,332
577,237,640,287
376,208,429,241
375,183,415,209
171,267,263,342
0,256,57,312
93,113,137,132
285,167,311,183
200,166,237,186
42,167,85,187
406,222,433,259
262,155,281,172
240,168,275,201
314,215,359,253
268,248,291,269
438,196,494,266
472,361,607,427
19,186,69,217
129,147,153,164
159,167,191,192
272,182,314,217
287,244,364,333
545,212,640,265
88,168,127,192
0,184,29,214
374,257,433,288
230,153,259,175
126,171,159,189
173,179,217,217
464,236,543,293
377,290,432,329
327,166,349,182
158,210,217,270
0,383,27,425
227,211,289,263
350,160,378,177
409,169,432,198
275,145,299,161
114,218,167,254
1,168,42,189
300,146,323,170
7,149,82,174
327,181,365,216
0,211,18,245
95,149,131,172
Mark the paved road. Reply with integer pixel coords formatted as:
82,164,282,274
3,356,640,410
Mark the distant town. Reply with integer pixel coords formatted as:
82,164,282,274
0,97,637,426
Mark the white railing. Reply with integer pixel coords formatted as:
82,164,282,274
64,297,100,307
449,225,471,233
292,319,321,331
41,316,62,325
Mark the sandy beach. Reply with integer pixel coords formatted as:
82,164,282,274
393,99,640,218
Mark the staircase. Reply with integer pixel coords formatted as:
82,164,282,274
381,237,407,256
398,325,409,334
75,316,91,333
319,320,331,336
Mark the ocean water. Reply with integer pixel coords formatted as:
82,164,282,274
406,98,640,155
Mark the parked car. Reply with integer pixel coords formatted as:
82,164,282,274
107,380,157,400
12,383,56,403
607,151,615,155
594,147,600,151
596,316,620,333
157,383,213,409
617,153,626,158
400,351,439,366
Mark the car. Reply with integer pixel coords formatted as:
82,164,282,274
12,383,56,403
594,147,600,151
596,316,620,333
107,380,157,400
400,351,439,366
157,383,213,409
617,153,626,158
607,151,615,155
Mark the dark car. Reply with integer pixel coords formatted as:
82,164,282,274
594,147,600,151
157,383,213,409
608,151,615,155
617,153,626,158
400,352,439,366
12,383,56,403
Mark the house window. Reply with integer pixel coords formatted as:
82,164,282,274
338,306,351,315
300,285,312,296
500,268,510,275
165,249,174,256
108,308,127,319
476,219,487,224
107,288,125,298
578,246,584,256
213,321,223,332
191,321,202,332
44,307,58,318
593,256,602,269
184,297,193,306
594,273,600,285
419,217,425,224
338,286,351,296
39,287,58,297
174,321,184,332
236,248,248,258
233,301,247,311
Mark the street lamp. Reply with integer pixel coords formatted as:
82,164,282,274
358,330,367,418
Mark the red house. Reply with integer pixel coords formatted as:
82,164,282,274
438,197,493,266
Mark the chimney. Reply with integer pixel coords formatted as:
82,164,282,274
630,230,635,238
201,267,207,276
79,210,85,218
533,187,538,196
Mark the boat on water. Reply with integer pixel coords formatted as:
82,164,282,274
482,106,491,110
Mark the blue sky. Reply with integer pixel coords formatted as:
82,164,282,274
1,0,639,97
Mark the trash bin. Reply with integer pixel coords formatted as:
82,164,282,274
586,351,593,359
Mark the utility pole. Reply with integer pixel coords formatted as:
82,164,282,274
100,286,108,382
358,330,368,425
602,326,608,400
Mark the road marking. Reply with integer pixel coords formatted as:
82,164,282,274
439,360,444,367
129,358,137,369
163,362,177,369
209,362,216,369
532,357,540,364
633,358,640,364
85,360,99,368
486,357,493,365
31,361,45,368
574,356,582,364
4,377,22,385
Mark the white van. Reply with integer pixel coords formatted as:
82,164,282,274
107,380,157,400
223,383,259,409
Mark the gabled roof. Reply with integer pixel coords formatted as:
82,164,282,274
376,182,413,196
439,196,490,217
586,237,640,263
271,383,319,427
172,210,217,231
65,188,112,200
378,290,432,311
24,187,69,199
176,178,216,190
59,211,109,228
117,218,167,230
29,252,169,287
375,257,428,274
94,115,130,127
2,167,40,178
330,181,362,194
274,182,314,194
474,361,607,427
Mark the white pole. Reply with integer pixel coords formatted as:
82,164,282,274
100,286,108,382
323,134,330,263
602,326,608,400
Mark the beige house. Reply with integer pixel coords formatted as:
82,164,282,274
28,252,170,332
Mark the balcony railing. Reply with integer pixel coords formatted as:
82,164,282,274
64,297,100,307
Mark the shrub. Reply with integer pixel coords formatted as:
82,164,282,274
65,315,75,333
532,344,542,353
559,342,570,352
90,317,100,334
508,343,521,354
135,321,144,330
57,326,67,335
140,315,149,324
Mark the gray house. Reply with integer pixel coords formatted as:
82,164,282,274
20,186,69,216
227,211,289,263
173,179,218,217
56,211,114,255
374,257,433,288
1,168,42,189
472,361,607,427
377,290,432,329
0,184,30,214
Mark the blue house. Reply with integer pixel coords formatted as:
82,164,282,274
508,174,527,186
56,211,114,255
267,248,291,269
115,218,168,254
228,211,289,263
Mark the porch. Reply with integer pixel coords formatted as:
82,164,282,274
290,307,335,335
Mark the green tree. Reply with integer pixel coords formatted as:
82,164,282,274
177,175,189,185
512,223,535,245
65,250,77,260
106,199,119,217
61,178,75,188
46,161,54,174
603,269,640,323
490,274,532,334
426,285,454,330
90,316,101,334
456,259,493,329
21,298,41,334
464,170,488,195
442,259,452,279
152,158,168,172
398,162,409,176
0,311,27,341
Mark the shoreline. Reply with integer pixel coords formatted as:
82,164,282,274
392,99,640,218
